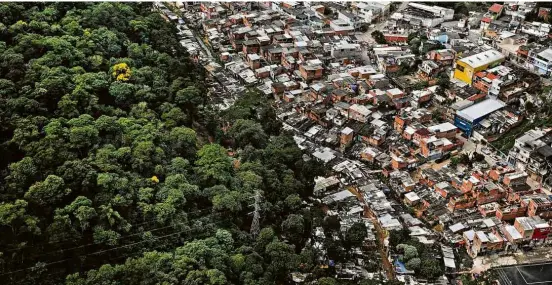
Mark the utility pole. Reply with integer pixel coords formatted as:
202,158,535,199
250,190,261,238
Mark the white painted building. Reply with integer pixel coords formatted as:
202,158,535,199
399,3,454,28
507,129,548,171
520,22,551,38
526,47,552,77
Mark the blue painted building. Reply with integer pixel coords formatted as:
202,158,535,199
454,98,506,137
428,31,448,44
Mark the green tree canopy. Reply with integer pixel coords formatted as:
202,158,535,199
0,3,323,284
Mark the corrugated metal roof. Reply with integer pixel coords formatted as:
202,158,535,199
428,122,457,133
458,49,504,68
538,48,552,62
456,98,506,122
504,225,523,240
476,231,490,243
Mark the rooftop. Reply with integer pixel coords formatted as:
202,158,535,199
537,48,552,62
313,147,336,163
314,176,340,193
489,3,503,14
387,88,403,96
428,122,457,133
516,129,547,145
464,229,475,241
449,222,465,233
503,225,523,240
247,54,260,61
350,104,372,116
341,127,354,135
324,189,355,203
458,49,505,69
404,192,421,202
475,231,489,243
456,98,506,122
379,213,402,230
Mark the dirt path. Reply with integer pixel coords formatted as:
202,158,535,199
349,186,395,280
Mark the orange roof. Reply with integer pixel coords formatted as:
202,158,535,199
475,71,486,78
487,73,499,80
489,4,503,14
473,172,484,180
467,93,487,102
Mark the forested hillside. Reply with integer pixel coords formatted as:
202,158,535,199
0,3,326,284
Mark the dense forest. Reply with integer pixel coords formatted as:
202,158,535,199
0,3,335,284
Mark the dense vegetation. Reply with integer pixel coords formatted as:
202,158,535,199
388,229,444,280
0,3,328,284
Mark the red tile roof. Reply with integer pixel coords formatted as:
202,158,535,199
482,17,492,23
489,4,503,14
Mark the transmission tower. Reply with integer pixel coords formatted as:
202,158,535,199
250,190,261,238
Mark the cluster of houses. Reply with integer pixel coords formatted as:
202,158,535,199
167,1,552,283
418,165,552,258
473,2,552,78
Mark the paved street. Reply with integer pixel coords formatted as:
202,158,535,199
461,138,511,167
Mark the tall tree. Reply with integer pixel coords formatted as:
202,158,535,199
195,144,233,187
371,30,387,44
24,175,71,206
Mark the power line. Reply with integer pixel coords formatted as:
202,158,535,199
0,223,179,279
32,223,177,260
0,229,186,278
34,208,214,256
10,255,131,285
2,208,212,254
1,218,159,253
0,209,216,276
0,216,234,278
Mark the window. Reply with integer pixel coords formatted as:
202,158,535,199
456,65,465,72
536,55,549,63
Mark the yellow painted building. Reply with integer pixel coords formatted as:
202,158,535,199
453,49,505,85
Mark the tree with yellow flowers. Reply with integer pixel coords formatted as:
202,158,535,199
112,63,132,81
